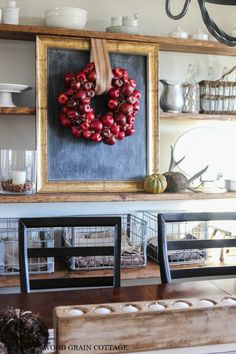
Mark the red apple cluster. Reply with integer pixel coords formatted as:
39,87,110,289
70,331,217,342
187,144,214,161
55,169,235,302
57,62,141,145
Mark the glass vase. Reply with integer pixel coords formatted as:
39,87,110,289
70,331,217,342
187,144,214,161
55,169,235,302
0,149,36,194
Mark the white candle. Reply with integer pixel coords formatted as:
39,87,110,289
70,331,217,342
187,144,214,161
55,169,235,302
172,301,190,309
66,309,84,316
94,307,112,315
196,299,215,308
149,302,166,311
221,298,236,306
121,305,139,313
12,170,26,185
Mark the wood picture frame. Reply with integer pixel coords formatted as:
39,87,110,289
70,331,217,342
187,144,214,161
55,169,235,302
36,35,158,193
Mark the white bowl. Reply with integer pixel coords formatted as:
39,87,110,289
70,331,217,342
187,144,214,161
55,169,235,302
191,29,208,41
45,7,87,17
45,14,87,30
44,7,87,29
225,179,236,192
169,27,189,39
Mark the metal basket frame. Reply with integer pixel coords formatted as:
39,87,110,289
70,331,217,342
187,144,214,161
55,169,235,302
143,211,208,265
62,214,147,270
199,66,236,114
0,218,54,275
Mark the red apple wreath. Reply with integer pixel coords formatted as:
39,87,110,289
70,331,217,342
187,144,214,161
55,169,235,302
57,62,141,145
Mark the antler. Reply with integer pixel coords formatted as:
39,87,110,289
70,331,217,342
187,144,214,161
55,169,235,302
187,165,209,184
168,145,186,172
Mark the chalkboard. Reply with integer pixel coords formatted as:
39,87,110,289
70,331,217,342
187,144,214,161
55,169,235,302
47,48,147,182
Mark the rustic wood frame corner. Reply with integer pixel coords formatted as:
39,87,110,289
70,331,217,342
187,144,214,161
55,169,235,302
36,35,159,193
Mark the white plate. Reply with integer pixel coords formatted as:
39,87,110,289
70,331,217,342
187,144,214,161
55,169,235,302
0,83,31,93
106,25,139,34
0,83,32,107
173,126,234,181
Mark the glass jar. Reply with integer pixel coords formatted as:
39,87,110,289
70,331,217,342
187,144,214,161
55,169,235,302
182,64,199,113
0,150,36,194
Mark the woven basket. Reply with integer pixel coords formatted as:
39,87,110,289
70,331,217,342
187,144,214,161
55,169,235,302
199,66,236,114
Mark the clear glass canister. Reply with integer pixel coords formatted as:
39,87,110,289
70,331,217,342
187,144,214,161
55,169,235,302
0,149,36,194
182,64,200,113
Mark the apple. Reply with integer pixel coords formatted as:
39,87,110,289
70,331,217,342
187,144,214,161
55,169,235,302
103,135,116,145
115,114,126,126
119,103,134,116
101,115,114,127
91,120,103,131
60,113,72,128
71,126,82,137
109,87,120,98
108,99,118,110
91,132,102,143
58,93,68,105
116,131,125,140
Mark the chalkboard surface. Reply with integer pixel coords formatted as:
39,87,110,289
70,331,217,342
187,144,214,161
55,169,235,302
47,48,147,181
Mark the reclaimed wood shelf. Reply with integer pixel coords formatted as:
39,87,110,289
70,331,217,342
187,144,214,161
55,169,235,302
160,112,236,121
0,24,236,56
0,192,235,203
0,106,36,115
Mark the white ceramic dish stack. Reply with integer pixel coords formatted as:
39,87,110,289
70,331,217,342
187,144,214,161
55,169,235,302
44,7,87,30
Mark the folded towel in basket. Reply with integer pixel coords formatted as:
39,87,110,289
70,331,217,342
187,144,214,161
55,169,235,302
1,231,50,272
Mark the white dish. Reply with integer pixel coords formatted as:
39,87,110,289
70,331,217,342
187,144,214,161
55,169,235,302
191,29,208,41
225,179,236,192
45,15,87,30
169,27,189,39
106,25,139,34
45,7,87,17
0,83,30,92
44,7,87,30
0,83,31,107
173,126,233,182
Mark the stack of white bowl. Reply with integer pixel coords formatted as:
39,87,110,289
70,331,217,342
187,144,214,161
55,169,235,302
44,7,87,30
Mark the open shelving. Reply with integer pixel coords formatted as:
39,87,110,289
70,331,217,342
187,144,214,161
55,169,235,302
0,23,236,56
160,112,236,121
0,24,236,203
0,191,235,203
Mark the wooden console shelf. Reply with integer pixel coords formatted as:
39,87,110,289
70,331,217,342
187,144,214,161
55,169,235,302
161,112,236,121
0,24,236,56
0,192,235,203
0,107,36,115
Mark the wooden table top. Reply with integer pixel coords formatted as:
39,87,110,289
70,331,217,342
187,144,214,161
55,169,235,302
0,279,235,328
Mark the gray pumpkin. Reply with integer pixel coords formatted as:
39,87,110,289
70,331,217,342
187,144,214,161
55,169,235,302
163,171,188,192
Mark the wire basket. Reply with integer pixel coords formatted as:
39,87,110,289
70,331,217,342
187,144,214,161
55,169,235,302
0,218,54,275
199,66,236,114
62,214,147,270
143,211,208,265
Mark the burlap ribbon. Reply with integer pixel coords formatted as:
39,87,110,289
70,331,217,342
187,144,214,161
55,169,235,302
90,38,113,95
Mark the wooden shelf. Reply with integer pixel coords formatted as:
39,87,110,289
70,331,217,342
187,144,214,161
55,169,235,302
0,107,36,115
0,191,235,203
0,24,235,56
160,112,236,121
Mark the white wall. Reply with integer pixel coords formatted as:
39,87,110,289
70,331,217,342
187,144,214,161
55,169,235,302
1,0,236,217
